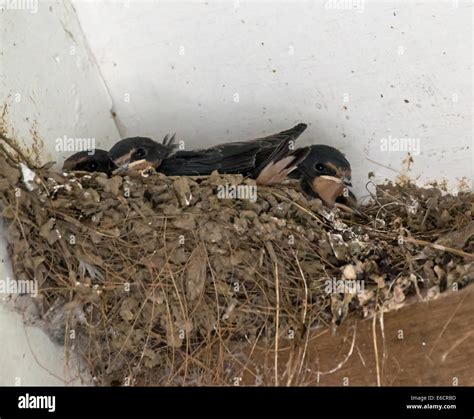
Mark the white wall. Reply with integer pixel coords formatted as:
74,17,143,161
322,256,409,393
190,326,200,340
0,0,120,163
0,302,85,385
73,0,473,197
0,0,119,385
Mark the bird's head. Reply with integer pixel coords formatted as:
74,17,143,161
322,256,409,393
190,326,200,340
63,149,116,175
296,144,352,207
108,137,171,174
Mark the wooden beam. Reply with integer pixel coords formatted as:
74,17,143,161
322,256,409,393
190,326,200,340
238,285,474,386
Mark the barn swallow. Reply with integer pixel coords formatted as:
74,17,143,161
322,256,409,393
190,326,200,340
109,124,310,185
160,123,309,185
290,144,352,207
108,135,176,174
62,149,116,175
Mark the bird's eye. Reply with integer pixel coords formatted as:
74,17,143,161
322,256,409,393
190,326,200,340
135,148,146,158
315,163,325,172
87,161,98,171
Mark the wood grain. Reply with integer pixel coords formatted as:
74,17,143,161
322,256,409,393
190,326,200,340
238,285,474,386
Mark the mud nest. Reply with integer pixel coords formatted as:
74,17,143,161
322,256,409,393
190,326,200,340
0,135,473,386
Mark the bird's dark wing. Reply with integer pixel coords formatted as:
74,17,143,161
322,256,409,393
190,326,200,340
162,133,178,151
210,141,268,174
252,122,307,147
251,123,308,177
210,123,308,177
158,142,261,176
159,123,308,178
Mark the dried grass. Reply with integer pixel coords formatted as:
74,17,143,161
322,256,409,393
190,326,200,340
0,131,472,386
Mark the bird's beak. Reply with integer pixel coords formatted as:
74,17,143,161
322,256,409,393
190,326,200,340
312,176,347,207
111,162,129,175
319,175,352,187
112,159,151,174
128,159,149,170
111,153,131,173
319,175,343,184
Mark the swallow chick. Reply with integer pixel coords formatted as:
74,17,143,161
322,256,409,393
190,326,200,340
291,144,352,207
159,123,310,185
62,149,116,175
249,123,310,185
108,135,175,174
